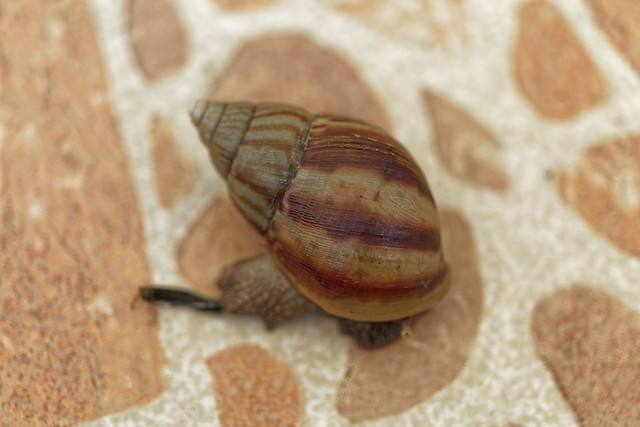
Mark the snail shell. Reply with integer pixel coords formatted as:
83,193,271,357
190,101,450,322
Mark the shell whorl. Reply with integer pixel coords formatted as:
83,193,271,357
265,114,450,321
190,101,254,178
191,101,312,232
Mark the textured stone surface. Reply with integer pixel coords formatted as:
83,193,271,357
422,89,509,191
532,286,640,425
208,34,391,131
513,0,608,120
151,114,197,207
6,0,640,425
213,0,277,10
584,0,640,77
207,344,302,426
128,0,187,80
176,197,266,294
328,0,468,46
558,134,640,259
0,2,165,424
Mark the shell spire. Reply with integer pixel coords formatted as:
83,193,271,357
190,101,255,178
191,101,312,233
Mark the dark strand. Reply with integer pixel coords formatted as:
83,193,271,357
138,287,223,312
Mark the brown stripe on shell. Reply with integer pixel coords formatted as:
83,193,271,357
268,170,443,286
275,161,440,251
222,103,311,232
303,116,435,203
208,102,255,177
192,101,225,147
283,191,440,252
270,239,449,304
227,177,274,232
239,125,310,145
226,143,291,231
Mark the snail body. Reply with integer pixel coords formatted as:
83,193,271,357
141,101,450,349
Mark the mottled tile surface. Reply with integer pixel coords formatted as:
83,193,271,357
0,2,165,424
3,0,640,425
512,0,608,119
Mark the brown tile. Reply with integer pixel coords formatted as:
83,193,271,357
336,209,483,422
557,134,640,259
128,0,188,80
422,89,509,192
207,344,302,426
531,285,640,425
208,34,391,131
151,115,198,208
176,196,267,294
213,0,278,10
585,0,640,78
0,2,165,424
512,0,608,120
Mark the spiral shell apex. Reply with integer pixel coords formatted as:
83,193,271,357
191,100,450,322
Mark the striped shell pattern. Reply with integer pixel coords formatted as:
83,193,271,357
190,101,450,322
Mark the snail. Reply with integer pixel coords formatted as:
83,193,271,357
140,101,450,349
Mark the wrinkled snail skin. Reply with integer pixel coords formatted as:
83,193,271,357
190,101,450,323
